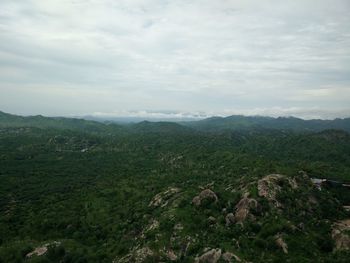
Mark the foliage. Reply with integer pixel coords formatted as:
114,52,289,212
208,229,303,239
0,112,350,262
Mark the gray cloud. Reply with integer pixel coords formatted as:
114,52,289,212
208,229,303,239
0,0,349,119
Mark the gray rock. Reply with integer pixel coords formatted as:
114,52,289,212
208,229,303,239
195,248,222,263
192,189,218,207
208,216,217,225
225,213,235,226
192,195,201,206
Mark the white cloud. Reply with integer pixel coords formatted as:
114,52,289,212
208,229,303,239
0,0,349,118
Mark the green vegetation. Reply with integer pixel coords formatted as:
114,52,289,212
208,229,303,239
0,111,350,262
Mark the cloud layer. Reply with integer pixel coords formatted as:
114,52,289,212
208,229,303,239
1,0,349,119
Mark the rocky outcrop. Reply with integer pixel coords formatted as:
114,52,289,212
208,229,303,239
192,196,202,206
234,193,258,223
258,174,298,208
225,213,235,226
141,219,159,238
134,247,154,262
145,219,159,232
26,246,48,257
208,216,217,225
275,234,288,254
192,189,218,206
26,241,61,258
149,187,180,208
166,249,177,261
195,248,222,263
332,219,350,251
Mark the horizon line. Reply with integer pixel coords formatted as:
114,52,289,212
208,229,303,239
1,109,350,122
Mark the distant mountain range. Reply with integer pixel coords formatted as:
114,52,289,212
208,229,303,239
0,110,122,133
1,110,350,133
181,115,350,132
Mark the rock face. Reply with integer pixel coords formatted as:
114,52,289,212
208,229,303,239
149,187,180,208
258,174,298,208
332,219,350,251
234,193,258,223
192,189,218,206
195,248,222,263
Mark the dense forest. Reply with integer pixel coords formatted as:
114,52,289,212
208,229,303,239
0,111,350,262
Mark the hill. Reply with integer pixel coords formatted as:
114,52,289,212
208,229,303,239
0,112,350,262
183,115,350,133
2,110,350,134
0,111,122,134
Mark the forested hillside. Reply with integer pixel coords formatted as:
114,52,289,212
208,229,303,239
1,112,350,262
182,115,350,132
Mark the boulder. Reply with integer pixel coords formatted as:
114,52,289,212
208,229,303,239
258,174,298,208
332,219,350,251
234,193,258,223
225,213,235,226
26,241,61,258
149,187,180,208
166,249,177,261
192,189,218,206
275,235,288,254
192,196,201,206
195,248,222,263
208,216,217,225
26,246,48,257
199,189,218,202
258,174,283,207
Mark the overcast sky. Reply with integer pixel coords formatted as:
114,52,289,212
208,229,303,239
0,0,350,119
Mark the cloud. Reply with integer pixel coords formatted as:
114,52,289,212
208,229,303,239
0,0,349,118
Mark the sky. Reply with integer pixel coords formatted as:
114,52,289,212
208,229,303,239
0,0,350,119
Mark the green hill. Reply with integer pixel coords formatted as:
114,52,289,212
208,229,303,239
183,115,350,133
0,112,350,262
0,111,122,134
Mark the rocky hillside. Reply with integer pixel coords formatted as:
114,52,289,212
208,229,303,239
112,172,349,262
1,116,350,262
